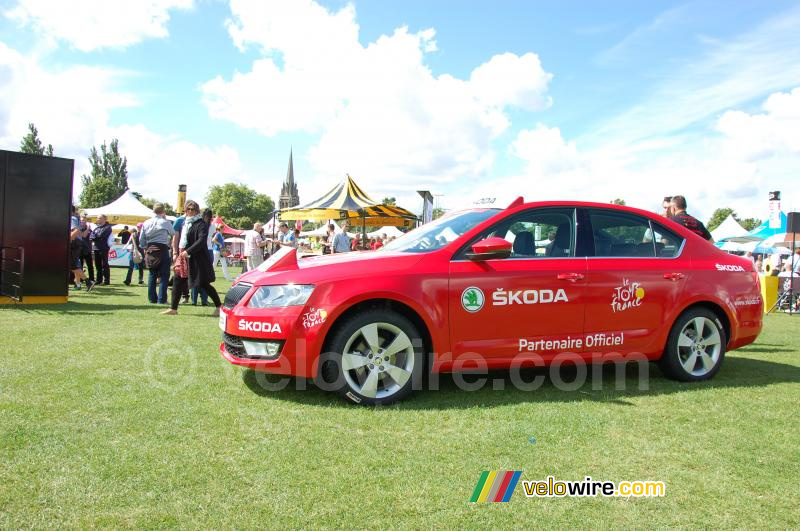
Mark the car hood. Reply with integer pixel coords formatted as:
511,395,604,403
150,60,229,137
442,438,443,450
236,248,427,286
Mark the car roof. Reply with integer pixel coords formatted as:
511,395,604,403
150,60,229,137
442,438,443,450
495,198,707,242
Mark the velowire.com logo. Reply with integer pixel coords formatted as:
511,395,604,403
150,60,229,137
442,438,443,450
469,471,522,502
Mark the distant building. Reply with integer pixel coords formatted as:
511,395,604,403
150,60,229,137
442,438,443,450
279,149,300,210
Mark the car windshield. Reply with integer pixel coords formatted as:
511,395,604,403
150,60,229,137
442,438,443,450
381,209,500,253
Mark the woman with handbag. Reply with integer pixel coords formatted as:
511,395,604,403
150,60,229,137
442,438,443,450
162,200,222,316
123,227,144,285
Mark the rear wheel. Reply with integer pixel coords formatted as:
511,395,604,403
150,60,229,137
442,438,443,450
659,308,726,381
319,310,423,405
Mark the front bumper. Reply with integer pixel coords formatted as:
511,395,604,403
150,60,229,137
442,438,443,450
218,304,325,378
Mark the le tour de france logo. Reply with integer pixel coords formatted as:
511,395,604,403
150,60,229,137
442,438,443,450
611,278,645,313
462,286,485,313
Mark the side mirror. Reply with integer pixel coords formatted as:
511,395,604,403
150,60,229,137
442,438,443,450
466,237,512,261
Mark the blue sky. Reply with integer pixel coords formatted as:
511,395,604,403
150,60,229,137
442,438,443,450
1,0,799,221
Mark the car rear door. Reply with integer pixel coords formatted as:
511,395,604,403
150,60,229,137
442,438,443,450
448,207,587,364
581,208,688,357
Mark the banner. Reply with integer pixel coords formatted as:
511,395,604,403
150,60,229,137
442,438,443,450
769,191,781,229
418,190,434,224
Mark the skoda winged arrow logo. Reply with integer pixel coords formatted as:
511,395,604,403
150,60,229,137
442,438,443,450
462,286,485,313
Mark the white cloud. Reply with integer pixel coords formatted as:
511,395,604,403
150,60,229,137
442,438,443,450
0,41,255,207
715,87,800,161
0,41,137,156
108,125,251,206
5,0,193,52
202,0,553,203
499,88,800,221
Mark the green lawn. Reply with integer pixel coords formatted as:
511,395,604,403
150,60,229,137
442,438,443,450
1,268,799,528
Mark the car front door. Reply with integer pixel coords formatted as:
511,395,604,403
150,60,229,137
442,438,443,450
581,208,688,357
448,207,587,365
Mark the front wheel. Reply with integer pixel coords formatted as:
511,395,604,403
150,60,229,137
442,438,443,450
319,310,424,405
659,308,726,382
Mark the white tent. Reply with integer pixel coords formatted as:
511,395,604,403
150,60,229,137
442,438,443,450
711,214,749,241
84,191,154,225
301,220,356,238
717,240,745,252
367,226,405,238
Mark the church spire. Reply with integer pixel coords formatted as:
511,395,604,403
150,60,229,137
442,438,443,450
286,147,294,187
279,148,300,210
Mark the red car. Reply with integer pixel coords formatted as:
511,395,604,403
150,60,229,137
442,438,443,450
220,199,763,405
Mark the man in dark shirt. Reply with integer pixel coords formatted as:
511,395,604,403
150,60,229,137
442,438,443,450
90,214,114,284
669,195,713,241
118,226,131,244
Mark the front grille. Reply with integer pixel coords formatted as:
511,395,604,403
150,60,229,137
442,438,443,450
223,332,246,358
222,332,284,360
223,283,252,309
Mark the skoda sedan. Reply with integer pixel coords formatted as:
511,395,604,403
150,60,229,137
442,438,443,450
219,199,762,405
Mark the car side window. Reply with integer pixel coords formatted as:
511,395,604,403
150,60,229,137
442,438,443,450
588,210,657,258
649,223,684,258
459,208,575,259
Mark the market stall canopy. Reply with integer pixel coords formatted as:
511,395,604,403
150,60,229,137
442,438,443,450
83,191,154,225
367,226,405,238
748,211,787,239
211,216,245,236
279,175,417,227
710,214,749,241
761,232,800,249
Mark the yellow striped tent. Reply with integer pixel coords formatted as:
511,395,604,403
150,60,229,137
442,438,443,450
279,175,417,227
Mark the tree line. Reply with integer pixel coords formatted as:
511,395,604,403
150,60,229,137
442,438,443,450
20,123,274,229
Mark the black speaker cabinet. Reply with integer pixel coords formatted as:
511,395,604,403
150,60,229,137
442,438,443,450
787,212,800,234
1,150,74,303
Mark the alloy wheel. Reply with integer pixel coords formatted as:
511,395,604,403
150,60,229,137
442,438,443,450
341,322,415,399
676,316,722,377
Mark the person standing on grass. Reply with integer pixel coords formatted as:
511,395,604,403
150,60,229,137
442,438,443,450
275,222,297,249
171,212,190,303
211,226,232,281
669,195,713,242
191,209,214,306
69,206,94,292
78,213,94,283
332,221,352,253
322,223,335,254
118,225,131,245
90,214,113,285
243,222,267,271
123,227,144,286
140,203,174,304
163,200,222,316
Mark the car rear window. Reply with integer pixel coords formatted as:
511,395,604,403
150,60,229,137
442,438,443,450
586,210,684,258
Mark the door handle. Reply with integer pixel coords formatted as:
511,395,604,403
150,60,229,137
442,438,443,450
557,272,585,281
663,272,685,281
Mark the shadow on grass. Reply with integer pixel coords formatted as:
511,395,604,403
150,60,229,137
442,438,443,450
7,301,170,314
240,356,800,410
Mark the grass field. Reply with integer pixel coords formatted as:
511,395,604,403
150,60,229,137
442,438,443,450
1,268,799,528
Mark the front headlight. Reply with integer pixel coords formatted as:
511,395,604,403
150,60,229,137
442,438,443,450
247,284,314,308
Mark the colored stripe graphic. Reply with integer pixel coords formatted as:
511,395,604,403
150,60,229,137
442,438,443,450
500,471,522,502
477,471,498,502
493,471,514,502
470,471,522,502
470,471,490,502
486,472,505,501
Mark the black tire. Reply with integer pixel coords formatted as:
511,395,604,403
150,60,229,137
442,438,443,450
318,309,424,405
659,307,726,382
